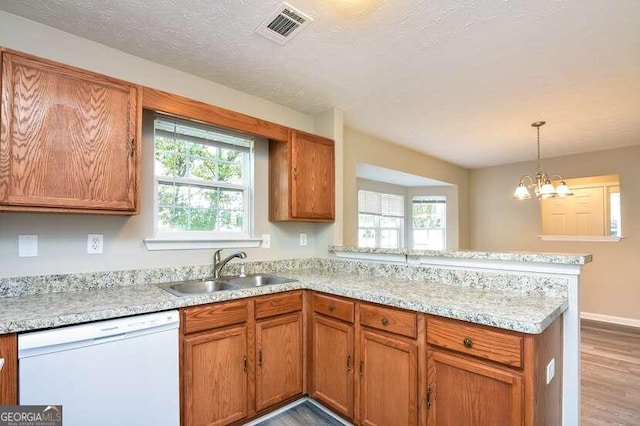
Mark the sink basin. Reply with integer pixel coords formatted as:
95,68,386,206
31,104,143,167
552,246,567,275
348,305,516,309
225,274,297,287
158,279,239,297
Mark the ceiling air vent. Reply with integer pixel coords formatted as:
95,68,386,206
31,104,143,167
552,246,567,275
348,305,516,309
255,2,313,45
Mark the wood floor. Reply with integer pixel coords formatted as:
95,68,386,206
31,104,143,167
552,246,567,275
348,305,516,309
253,400,346,426
582,320,640,426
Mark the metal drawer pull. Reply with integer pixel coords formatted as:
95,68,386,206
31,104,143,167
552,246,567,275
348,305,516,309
381,317,389,326
463,337,474,348
328,304,335,312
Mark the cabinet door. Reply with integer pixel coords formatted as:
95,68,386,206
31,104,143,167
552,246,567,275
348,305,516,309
427,350,523,426
0,333,17,405
311,314,354,418
255,312,303,411
0,51,139,213
183,325,249,426
290,130,334,220
359,329,418,426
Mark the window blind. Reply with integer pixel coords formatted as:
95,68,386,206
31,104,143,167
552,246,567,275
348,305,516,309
358,190,404,217
155,114,253,152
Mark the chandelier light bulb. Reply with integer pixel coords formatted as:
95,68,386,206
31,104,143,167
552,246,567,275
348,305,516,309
513,121,572,201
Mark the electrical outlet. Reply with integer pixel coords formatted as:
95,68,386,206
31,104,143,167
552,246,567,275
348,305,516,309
546,358,555,384
299,232,307,247
18,235,38,257
261,234,271,249
87,234,103,254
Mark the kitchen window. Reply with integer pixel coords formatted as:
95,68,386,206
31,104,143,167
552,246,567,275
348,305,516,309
412,195,446,250
152,114,254,241
358,190,404,248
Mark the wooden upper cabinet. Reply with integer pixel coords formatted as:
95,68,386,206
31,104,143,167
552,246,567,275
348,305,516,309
269,129,335,222
0,49,140,214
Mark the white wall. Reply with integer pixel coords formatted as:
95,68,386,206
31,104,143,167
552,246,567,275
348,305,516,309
0,12,329,278
471,145,640,321
343,127,471,248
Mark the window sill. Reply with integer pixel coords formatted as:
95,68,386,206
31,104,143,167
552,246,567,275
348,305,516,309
144,237,263,251
538,235,624,242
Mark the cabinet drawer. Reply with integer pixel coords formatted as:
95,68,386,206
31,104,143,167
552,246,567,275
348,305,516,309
427,317,523,368
182,300,248,334
359,303,417,339
255,291,303,319
313,293,354,323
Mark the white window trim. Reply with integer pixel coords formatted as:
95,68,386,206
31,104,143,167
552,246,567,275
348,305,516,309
145,114,259,251
538,235,624,242
357,190,405,249
143,236,263,251
411,195,447,250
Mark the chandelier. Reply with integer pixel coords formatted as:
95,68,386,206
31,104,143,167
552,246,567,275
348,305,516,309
513,121,572,200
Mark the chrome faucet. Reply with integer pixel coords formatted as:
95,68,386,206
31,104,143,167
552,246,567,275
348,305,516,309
212,249,247,278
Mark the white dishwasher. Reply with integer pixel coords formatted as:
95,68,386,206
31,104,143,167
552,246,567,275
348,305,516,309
19,310,180,426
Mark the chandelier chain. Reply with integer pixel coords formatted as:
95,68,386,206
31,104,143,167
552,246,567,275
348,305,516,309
536,126,541,173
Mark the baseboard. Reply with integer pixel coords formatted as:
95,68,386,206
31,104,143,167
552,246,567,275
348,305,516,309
581,312,640,329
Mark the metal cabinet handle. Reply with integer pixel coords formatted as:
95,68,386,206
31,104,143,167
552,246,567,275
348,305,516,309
381,317,389,326
427,386,432,409
346,354,352,372
243,356,247,372
359,360,364,376
293,168,298,179
258,350,263,367
463,337,474,349
328,304,335,312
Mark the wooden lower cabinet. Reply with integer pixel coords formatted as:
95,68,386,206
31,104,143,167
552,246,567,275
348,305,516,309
359,329,419,426
0,333,18,405
183,325,249,426
255,311,303,411
178,292,562,426
311,314,355,418
427,350,523,426
426,316,563,426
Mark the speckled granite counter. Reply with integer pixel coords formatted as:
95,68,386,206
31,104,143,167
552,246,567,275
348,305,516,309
330,245,592,265
0,268,567,335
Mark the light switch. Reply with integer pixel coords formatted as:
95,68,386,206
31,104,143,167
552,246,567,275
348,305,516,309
299,233,307,247
18,234,38,257
261,234,271,249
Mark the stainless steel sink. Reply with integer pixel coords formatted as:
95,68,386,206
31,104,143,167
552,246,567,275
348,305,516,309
158,279,239,297
157,273,297,297
225,274,297,287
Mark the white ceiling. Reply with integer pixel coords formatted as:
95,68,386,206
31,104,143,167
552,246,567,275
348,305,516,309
1,0,639,168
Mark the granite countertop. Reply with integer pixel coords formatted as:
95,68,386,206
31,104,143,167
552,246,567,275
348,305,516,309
0,269,567,335
329,245,593,265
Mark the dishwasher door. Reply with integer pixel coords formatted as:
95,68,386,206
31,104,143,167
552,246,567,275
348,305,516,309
19,311,180,426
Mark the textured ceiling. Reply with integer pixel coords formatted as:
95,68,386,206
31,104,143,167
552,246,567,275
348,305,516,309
1,0,639,168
